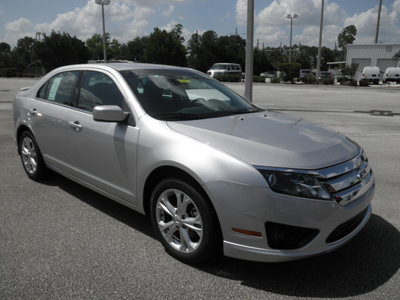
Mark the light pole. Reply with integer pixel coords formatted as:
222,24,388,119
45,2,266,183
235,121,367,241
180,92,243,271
244,0,254,102
286,14,298,63
317,0,325,82
375,0,382,44
95,0,110,62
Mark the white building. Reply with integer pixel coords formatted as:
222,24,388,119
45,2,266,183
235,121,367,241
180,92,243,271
346,44,400,81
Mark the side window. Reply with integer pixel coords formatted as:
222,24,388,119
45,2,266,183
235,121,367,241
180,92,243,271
78,71,124,112
37,71,79,105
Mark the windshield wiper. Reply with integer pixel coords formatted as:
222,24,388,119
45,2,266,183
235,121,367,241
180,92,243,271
152,112,201,121
153,107,265,121
201,108,264,118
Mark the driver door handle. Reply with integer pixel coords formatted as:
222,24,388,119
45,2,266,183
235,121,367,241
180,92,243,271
69,121,82,132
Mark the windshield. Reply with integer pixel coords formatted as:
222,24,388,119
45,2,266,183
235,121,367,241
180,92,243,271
211,64,228,70
120,69,262,121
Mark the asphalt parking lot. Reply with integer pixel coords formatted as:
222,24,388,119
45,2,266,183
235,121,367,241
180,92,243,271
1,78,399,299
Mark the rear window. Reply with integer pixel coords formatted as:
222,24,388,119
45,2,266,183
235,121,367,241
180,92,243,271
37,71,79,105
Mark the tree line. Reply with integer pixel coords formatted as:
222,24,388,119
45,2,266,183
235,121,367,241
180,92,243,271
1,24,355,77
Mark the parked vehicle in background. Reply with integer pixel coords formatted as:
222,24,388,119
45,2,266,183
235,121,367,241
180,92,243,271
362,66,381,85
319,71,333,79
260,71,276,78
299,69,315,80
207,63,242,78
13,63,375,264
383,67,400,84
336,70,349,82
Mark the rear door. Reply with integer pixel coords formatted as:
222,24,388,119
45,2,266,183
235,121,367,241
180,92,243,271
32,71,79,170
66,70,139,204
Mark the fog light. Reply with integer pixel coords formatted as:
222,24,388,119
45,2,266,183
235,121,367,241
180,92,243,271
265,222,319,250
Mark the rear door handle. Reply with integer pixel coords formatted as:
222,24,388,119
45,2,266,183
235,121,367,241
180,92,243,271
69,121,82,132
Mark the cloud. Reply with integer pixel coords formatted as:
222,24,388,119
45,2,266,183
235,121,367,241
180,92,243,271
34,1,134,40
239,0,400,48
126,0,189,6
116,6,155,42
4,18,33,46
393,0,400,13
344,2,400,44
162,5,175,17
235,0,247,26
255,26,286,45
3,0,155,46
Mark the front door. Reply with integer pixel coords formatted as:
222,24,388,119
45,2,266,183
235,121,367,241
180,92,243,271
66,70,139,205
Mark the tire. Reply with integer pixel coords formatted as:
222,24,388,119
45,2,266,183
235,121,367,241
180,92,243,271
19,131,48,181
150,178,221,264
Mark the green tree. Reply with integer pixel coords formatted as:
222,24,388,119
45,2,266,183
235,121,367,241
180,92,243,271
187,32,203,70
266,47,286,70
216,34,246,69
320,47,336,70
277,62,301,83
197,30,219,71
12,37,37,74
338,25,357,60
109,38,123,60
120,36,149,62
0,42,14,76
86,33,110,60
253,48,273,75
393,50,400,61
339,62,359,85
34,31,90,72
0,43,12,67
187,31,246,73
144,24,187,66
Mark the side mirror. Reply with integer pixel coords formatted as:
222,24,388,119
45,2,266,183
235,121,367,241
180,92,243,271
93,105,130,122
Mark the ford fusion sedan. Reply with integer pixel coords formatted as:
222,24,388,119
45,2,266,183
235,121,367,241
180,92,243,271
13,63,375,264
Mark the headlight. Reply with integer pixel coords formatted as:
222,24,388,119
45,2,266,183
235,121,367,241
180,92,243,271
257,169,332,200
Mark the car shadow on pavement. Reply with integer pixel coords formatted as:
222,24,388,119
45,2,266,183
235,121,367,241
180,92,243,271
198,214,399,298
42,171,155,238
42,173,399,298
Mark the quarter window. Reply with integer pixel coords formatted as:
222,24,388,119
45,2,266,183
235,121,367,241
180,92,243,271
37,71,79,105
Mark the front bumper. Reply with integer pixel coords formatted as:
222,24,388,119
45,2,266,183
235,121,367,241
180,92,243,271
204,174,375,262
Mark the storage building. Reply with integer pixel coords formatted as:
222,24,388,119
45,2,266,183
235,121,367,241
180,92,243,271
346,44,400,81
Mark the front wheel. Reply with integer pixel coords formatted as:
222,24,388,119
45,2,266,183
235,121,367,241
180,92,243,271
150,178,221,264
19,131,48,181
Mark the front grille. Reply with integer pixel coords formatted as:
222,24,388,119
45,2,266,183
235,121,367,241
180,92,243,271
326,207,369,243
319,151,374,206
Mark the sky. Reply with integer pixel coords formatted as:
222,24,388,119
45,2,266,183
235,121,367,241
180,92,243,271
1,0,400,50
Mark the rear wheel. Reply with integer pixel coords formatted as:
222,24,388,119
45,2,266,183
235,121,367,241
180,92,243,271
19,131,48,181
150,178,221,264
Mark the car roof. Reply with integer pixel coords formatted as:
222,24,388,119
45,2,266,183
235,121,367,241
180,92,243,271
58,62,192,73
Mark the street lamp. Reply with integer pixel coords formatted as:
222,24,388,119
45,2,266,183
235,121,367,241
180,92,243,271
286,13,298,63
95,0,110,62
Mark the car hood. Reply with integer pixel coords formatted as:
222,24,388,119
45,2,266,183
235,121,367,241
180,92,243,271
168,111,359,169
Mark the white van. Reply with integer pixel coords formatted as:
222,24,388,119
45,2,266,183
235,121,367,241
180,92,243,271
207,63,242,78
383,67,400,84
362,66,381,84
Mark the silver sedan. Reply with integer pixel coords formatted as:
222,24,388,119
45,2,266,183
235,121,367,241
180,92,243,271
13,63,375,264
